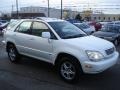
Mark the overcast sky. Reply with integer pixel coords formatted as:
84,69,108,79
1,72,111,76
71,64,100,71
0,0,120,14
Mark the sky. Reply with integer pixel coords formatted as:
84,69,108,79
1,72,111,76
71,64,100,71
0,0,120,14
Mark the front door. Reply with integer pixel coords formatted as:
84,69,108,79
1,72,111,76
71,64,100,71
27,21,54,62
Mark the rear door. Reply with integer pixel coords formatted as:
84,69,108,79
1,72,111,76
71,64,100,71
14,21,33,55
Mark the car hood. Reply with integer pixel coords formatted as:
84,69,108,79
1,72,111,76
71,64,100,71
93,31,117,37
63,35,114,51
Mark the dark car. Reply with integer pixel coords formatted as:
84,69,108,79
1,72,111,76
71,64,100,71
0,23,9,31
0,22,9,35
88,21,102,31
93,25,120,45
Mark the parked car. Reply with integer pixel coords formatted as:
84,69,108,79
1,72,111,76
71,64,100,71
74,23,95,35
99,21,108,28
107,21,120,25
0,20,8,24
0,22,9,29
3,18,119,83
87,21,102,31
2,19,21,35
0,22,9,35
93,24,120,45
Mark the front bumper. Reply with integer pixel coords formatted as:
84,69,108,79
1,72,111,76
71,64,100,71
82,52,119,74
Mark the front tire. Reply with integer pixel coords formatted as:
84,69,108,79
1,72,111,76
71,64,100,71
7,44,20,63
57,56,82,83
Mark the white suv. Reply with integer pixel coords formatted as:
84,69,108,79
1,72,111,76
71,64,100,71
3,18,119,83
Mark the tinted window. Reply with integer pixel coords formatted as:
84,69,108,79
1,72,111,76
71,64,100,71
16,21,32,34
48,21,86,39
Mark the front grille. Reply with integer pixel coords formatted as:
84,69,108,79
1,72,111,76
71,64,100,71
105,47,114,55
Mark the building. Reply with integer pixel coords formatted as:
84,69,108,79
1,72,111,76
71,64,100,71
91,14,120,21
20,6,61,18
12,6,79,19
80,10,120,21
11,6,120,21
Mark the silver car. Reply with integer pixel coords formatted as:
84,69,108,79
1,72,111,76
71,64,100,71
3,18,119,83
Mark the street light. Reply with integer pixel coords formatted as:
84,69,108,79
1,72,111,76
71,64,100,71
61,0,62,19
16,0,19,18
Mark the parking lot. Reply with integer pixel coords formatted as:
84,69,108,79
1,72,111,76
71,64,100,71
0,35,120,90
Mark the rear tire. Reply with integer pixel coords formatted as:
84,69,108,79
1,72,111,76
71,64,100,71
57,56,82,83
7,44,21,63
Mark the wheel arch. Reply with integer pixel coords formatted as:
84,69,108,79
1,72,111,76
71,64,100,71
54,52,81,68
6,41,16,52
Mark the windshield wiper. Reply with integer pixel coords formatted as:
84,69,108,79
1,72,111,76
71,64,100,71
63,34,85,39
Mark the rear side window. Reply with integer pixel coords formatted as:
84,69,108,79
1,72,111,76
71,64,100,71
7,21,20,30
16,21,32,34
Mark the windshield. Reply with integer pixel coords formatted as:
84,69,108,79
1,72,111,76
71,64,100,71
48,21,87,39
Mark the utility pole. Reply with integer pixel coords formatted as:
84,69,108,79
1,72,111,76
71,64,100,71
11,5,14,18
61,0,62,19
12,5,14,13
48,0,50,17
16,0,19,18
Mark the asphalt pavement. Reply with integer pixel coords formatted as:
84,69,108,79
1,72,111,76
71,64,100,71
0,35,120,90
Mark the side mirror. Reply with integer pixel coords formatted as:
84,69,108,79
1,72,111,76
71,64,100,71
42,32,51,39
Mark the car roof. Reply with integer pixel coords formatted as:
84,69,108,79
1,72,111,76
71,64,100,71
35,17,65,22
107,24,120,27
74,23,82,24
12,18,65,25
74,22,87,25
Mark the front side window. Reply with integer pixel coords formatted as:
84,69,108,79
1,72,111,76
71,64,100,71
31,22,49,37
16,21,32,34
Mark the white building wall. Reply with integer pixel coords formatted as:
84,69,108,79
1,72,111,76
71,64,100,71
20,7,61,18
20,7,79,19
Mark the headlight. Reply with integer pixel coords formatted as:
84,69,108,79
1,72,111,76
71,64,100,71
86,51,104,62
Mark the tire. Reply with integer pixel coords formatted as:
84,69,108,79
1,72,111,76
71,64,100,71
114,39,119,46
7,44,21,63
57,56,82,83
